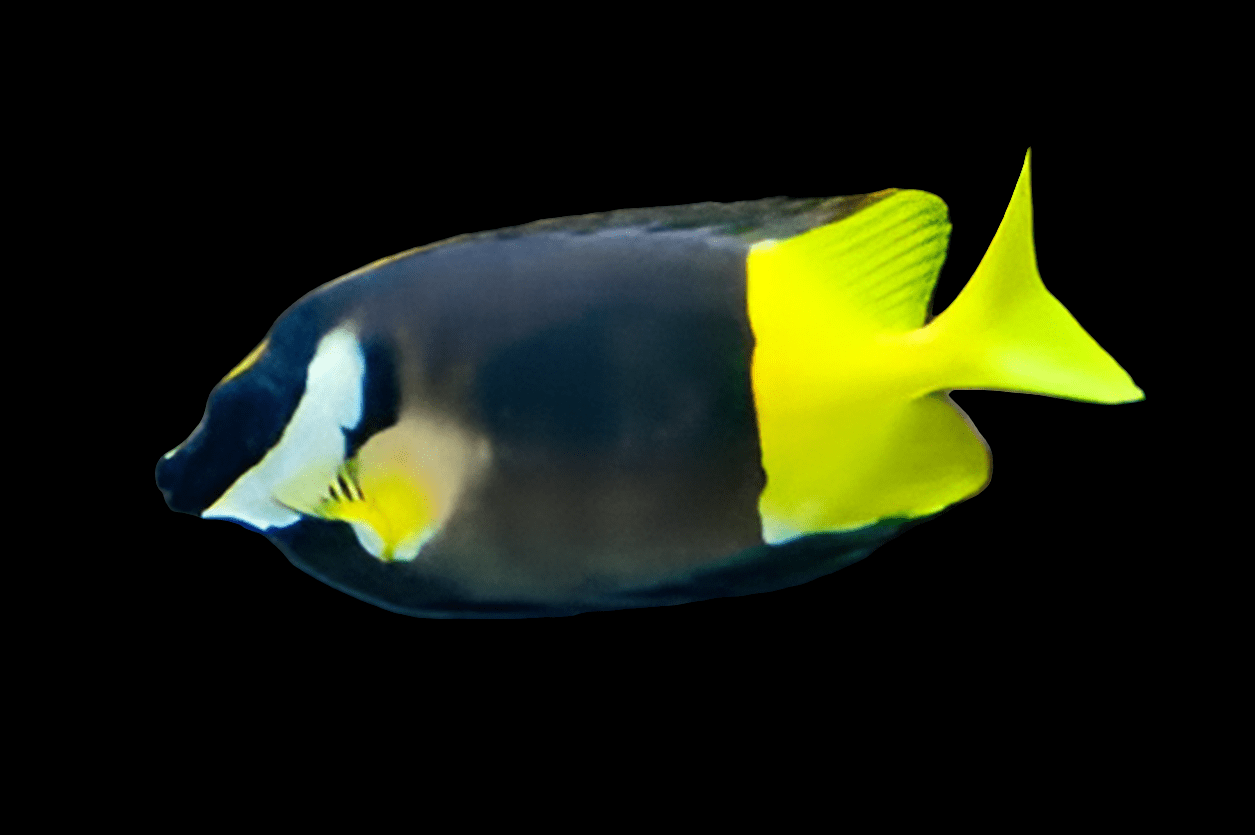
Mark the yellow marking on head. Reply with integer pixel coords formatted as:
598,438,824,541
220,338,269,385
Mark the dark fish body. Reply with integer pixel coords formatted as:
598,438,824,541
155,152,1143,618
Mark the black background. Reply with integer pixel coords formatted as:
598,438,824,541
138,88,1157,682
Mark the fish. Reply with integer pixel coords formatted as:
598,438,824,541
154,149,1143,618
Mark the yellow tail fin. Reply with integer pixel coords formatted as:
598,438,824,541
927,149,1144,404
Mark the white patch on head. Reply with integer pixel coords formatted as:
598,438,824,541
203,326,365,530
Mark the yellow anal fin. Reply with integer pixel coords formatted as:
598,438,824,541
757,393,989,542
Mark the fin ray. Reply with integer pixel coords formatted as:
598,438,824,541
748,189,952,338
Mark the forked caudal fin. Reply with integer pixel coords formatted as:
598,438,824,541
745,149,1143,542
922,149,1144,404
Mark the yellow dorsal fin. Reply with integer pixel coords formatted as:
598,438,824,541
748,188,951,342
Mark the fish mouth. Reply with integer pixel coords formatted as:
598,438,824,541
155,347,312,518
155,442,200,515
